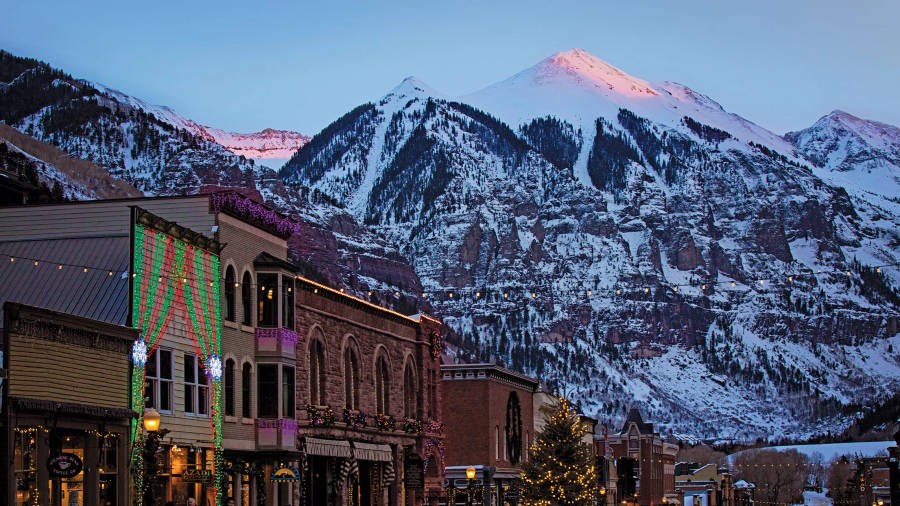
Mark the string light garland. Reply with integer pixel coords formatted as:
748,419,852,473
129,224,224,506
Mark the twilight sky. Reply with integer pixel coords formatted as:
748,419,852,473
2,0,897,135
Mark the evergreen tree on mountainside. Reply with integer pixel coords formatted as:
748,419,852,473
521,397,599,505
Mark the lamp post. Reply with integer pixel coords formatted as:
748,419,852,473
466,466,476,506
142,408,169,506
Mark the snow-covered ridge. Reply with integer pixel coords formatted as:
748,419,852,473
785,110,900,202
92,83,309,159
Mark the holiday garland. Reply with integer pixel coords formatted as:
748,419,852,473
130,223,224,506
429,331,442,360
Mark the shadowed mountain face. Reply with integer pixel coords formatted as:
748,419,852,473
3,48,899,441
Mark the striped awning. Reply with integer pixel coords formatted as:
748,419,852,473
304,438,351,458
352,442,393,462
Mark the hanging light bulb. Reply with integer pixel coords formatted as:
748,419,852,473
759,279,764,285
314,288,318,294
58,264,63,270
876,267,881,273
422,292,426,297
845,270,851,276
673,286,678,292
84,267,88,273
788,276,793,282
531,292,536,298
730,281,735,287
701,284,707,290
234,282,239,288
644,287,649,293
34,260,38,266
9,257,14,262
476,291,481,297
504,292,508,298
587,290,591,295
616,289,621,295
367,291,372,296
109,271,113,276
449,292,454,298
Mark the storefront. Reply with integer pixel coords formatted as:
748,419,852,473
2,303,137,506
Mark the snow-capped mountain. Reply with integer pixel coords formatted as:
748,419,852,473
282,49,900,441
786,110,900,203
0,49,431,318
94,83,308,168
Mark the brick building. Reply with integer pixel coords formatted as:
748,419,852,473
294,278,443,506
675,463,735,506
601,408,678,506
441,363,539,504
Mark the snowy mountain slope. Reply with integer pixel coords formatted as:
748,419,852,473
93,83,309,166
0,49,432,318
785,110,900,203
282,49,900,440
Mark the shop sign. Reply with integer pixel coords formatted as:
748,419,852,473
47,453,83,478
404,458,424,490
271,467,301,482
182,468,215,483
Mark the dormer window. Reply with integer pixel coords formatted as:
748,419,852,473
257,273,278,327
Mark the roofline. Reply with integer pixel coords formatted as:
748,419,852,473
294,276,440,328
3,301,138,339
440,363,540,387
0,192,209,210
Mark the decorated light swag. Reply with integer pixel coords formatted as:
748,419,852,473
130,223,225,506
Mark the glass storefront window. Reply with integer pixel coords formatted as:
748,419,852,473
49,433,85,506
14,429,37,506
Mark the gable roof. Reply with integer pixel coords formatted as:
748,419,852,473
621,407,655,434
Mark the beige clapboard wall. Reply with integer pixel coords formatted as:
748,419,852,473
9,335,131,408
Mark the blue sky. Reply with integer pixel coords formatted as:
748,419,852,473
2,0,897,135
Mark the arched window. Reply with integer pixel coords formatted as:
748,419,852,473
241,271,252,325
375,354,390,415
224,358,235,417
343,345,359,410
241,362,252,418
308,339,326,406
403,361,417,418
224,266,236,322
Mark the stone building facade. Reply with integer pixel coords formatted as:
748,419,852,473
294,278,443,506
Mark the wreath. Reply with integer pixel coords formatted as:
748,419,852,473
429,331,442,360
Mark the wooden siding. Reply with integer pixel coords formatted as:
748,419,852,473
0,196,214,240
9,336,130,408
217,216,288,446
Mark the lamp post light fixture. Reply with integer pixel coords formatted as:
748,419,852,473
466,465,476,480
143,407,161,432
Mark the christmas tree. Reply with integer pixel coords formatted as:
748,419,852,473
521,397,599,505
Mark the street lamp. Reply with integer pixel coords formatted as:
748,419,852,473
465,466,476,506
466,465,476,480
144,407,161,432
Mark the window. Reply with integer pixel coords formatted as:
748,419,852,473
309,339,326,405
495,426,500,460
184,353,209,416
375,354,390,415
504,425,508,461
241,271,252,325
145,349,173,412
224,359,235,417
282,366,295,417
241,362,252,418
257,364,278,418
525,431,529,461
257,273,278,327
281,275,294,329
343,346,359,410
427,369,437,419
403,362,417,418
224,266,236,322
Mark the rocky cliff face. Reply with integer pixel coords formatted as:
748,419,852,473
281,51,900,441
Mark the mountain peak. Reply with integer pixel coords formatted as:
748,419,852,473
388,76,440,100
538,48,659,97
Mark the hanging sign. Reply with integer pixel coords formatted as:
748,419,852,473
271,467,301,482
182,469,215,483
47,453,83,478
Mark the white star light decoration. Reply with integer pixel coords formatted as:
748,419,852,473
206,355,223,381
131,339,148,366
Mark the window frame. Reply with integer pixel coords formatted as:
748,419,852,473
308,338,326,406
183,353,209,417
375,354,390,415
241,271,253,326
282,365,295,417
403,361,417,418
224,265,236,322
145,348,174,413
241,362,252,419
224,358,235,417
281,275,294,329
256,272,279,328
257,363,279,419
343,345,360,410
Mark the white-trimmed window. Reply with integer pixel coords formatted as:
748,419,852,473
145,349,173,412
184,353,209,416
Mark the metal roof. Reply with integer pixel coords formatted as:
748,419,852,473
0,236,130,327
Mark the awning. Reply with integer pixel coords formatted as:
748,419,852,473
304,438,351,458
352,442,393,462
